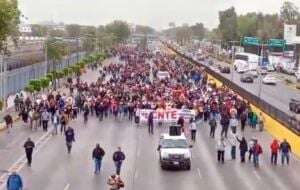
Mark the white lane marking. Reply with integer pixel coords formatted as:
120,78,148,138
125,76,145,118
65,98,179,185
197,168,202,179
137,148,141,158
0,130,53,190
253,170,261,181
134,170,139,179
63,184,70,190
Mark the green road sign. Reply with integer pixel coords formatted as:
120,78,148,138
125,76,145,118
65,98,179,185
268,39,286,48
242,37,261,46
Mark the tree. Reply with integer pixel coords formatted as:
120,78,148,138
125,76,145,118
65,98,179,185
237,13,257,38
175,25,193,45
105,20,130,43
49,29,65,38
190,23,206,40
280,1,299,24
0,0,21,52
135,25,155,35
218,7,238,44
66,24,81,38
31,24,48,37
81,26,97,52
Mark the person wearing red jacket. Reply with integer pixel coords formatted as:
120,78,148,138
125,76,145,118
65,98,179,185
270,139,280,165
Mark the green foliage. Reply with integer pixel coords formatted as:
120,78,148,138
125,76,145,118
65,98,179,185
105,20,131,43
56,71,64,79
47,39,68,61
0,0,21,53
31,24,48,37
46,73,54,81
190,23,206,40
66,24,81,38
280,1,299,24
175,25,193,45
218,7,238,43
40,78,50,88
28,79,41,92
0,99,3,110
63,67,70,76
24,85,35,93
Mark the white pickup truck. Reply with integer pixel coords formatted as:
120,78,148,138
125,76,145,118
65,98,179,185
157,133,192,170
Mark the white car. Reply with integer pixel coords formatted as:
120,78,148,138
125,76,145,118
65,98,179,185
158,133,192,170
263,74,277,85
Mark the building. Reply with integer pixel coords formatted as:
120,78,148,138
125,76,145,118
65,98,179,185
19,23,32,36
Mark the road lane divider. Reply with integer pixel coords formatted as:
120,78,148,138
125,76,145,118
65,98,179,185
182,55,300,159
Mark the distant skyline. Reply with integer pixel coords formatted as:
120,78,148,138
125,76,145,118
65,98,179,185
19,0,300,30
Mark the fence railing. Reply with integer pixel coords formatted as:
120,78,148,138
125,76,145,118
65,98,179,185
0,52,86,99
166,43,300,136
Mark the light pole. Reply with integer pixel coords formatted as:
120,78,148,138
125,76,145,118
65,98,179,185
229,41,239,81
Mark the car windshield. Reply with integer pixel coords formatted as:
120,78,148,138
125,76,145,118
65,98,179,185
161,139,188,148
235,54,248,61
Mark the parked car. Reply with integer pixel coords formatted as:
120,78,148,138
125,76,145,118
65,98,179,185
240,74,254,83
289,99,300,113
262,74,277,85
219,66,231,74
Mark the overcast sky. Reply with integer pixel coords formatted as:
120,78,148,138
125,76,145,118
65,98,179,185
19,0,300,30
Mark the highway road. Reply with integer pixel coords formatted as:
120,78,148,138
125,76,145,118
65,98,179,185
1,55,300,190
178,48,300,115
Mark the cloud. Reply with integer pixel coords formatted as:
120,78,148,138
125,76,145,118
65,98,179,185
18,0,300,30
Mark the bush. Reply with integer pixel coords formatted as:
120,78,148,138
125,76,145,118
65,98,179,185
24,84,35,93
40,78,50,89
63,68,69,76
46,73,54,81
0,100,3,111
56,71,64,79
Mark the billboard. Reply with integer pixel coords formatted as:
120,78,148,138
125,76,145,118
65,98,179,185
284,24,297,43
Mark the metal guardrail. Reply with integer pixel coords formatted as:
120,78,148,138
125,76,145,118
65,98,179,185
166,43,300,136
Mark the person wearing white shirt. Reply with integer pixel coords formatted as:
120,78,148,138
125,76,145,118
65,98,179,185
189,118,197,141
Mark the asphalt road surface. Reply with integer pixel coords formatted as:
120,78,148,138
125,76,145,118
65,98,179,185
196,57,300,115
1,55,300,190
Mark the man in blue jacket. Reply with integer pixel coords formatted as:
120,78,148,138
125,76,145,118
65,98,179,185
7,172,23,190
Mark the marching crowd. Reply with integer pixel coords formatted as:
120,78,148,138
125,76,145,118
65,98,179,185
3,43,293,190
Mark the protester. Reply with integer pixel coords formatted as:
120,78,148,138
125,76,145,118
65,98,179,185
189,118,197,141
6,172,23,190
113,147,126,175
253,140,263,167
270,139,280,165
280,139,291,165
4,114,13,133
107,175,124,190
236,136,248,163
209,116,217,138
65,127,75,154
24,138,35,167
92,144,105,174
216,137,226,164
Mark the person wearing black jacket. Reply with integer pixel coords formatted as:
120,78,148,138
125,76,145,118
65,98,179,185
92,144,105,174
65,127,75,154
24,138,35,167
236,136,248,163
220,114,230,138
113,147,126,175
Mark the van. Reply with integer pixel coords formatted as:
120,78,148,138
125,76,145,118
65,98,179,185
233,53,259,73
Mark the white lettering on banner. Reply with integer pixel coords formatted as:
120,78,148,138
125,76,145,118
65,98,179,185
137,109,195,123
